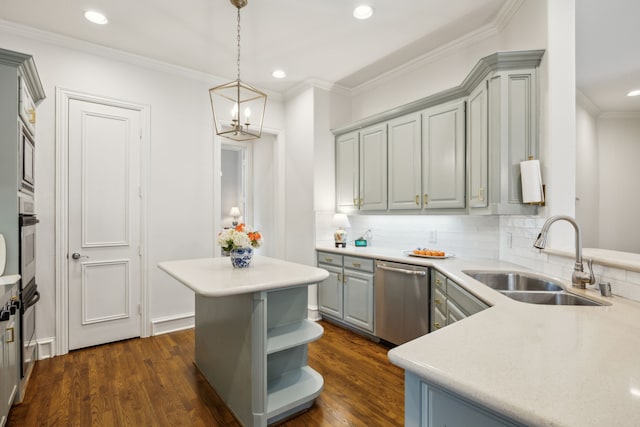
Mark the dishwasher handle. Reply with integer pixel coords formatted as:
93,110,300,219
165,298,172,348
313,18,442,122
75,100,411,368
376,264,427,276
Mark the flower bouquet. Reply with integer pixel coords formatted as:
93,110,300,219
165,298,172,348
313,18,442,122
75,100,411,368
217,224,262,268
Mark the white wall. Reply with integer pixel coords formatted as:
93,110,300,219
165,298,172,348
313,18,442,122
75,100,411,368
0,24,285,342
597,114,640,253
575,94,600,247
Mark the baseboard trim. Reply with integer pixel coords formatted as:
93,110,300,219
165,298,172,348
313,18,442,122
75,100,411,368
36,337,56,360
151,312,195,336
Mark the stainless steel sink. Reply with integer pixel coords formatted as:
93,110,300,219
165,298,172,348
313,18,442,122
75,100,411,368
500,291,603,306
463,271,564,292
462,270,604,306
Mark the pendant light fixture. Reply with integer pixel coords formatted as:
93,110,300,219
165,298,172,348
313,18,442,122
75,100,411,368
210,0,267,141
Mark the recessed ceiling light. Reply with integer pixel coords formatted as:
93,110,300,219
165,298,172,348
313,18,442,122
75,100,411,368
353,5,374,20
84,10,108,25
627,89,640,97
272,69,286,79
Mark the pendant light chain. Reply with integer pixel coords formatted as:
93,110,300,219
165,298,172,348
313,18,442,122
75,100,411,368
236,7,241,82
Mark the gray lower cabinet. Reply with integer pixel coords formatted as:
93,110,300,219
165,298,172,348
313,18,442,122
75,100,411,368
430,270,488,332
317,252,374,334
405,372,523,427
1,281,20,427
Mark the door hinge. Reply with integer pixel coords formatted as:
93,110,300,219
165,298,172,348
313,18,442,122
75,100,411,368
138,245,142,256
138,186,142,198
138,304,141,315
139,128,143,139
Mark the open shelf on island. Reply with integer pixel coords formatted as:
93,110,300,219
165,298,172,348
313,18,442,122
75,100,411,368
266,366,324,421
266,319,323,355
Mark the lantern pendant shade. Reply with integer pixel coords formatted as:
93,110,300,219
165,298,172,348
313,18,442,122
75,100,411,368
210,79,267,141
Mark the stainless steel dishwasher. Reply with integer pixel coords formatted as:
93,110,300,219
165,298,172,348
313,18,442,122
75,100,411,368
375,261,429,345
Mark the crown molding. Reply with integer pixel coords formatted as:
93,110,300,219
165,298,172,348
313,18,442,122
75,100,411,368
576,89,601,117
494,0,525,31
333,49,545,135
0,18,286,102
599,111,640,119
351,0,524,96
284,78,352,101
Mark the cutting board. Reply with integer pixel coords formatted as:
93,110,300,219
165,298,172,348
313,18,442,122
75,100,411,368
0,233,5,276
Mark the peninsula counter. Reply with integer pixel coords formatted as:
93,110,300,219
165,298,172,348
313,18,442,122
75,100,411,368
158,256,329,427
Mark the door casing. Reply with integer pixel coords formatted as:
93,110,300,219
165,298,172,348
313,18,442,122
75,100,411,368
55,88,150,356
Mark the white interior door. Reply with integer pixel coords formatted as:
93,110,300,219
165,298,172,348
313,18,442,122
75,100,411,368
67,99,141,350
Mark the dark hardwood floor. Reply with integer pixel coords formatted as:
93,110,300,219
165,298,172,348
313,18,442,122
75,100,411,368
8,320,404,426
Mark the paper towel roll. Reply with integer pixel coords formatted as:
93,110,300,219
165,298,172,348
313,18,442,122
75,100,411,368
520,159,544,203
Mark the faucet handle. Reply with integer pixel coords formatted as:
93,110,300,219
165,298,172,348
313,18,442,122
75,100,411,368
586,259,596,285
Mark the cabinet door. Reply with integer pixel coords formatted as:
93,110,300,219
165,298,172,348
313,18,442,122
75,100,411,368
359,123,387,211
502,69,538,204
422,382,517,427
388,113,422,210
467,81,489,208
422,100,466,209
343,270,374,332
318,264,343,319
336,131,359,212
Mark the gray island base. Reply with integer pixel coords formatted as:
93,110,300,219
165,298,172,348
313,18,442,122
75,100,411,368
158,256,329,426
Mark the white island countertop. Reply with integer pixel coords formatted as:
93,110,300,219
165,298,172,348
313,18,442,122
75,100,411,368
316,244,640,427
158,255,329,297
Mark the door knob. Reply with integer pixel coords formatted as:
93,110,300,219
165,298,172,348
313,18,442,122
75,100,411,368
71,252,89,260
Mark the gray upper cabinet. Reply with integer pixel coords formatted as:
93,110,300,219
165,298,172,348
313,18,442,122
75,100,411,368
332,50,544,216
336,131,359,212
421,100,466,210
359,123,387,211
469,68,539,215
388,113,422,210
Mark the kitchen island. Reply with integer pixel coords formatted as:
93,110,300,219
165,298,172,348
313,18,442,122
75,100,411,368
158,256,329,427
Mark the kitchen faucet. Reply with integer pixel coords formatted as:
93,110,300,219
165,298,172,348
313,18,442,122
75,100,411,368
533,215,595,289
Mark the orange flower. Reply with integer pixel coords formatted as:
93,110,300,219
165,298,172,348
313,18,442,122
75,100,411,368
248,231,261,241
235,223,245,232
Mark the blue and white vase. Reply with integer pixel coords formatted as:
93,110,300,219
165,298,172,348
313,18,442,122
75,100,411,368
230,247,253,268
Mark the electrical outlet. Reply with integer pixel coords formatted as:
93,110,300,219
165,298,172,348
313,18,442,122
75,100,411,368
429,230,437,243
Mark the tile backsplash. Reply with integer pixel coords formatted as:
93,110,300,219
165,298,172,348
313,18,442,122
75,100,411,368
315,212,640,303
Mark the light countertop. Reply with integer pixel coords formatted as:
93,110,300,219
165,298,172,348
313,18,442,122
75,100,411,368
0,274,20,289
316,244,640,427
158,256,329,297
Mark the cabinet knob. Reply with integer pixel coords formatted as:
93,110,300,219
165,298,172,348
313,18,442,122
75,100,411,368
435,298,442,305
359,198,363,208
415,195,419,205
433,322,441,329
436,278,443,285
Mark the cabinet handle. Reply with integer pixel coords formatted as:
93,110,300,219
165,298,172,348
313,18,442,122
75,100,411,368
415,195,419,205
324,257,333,262
479,187,485,201
352,262,361,268
435,298,442,306
337,273,342,282
353,198,358,206
28,109,36,124
6,327,14,343
423,194,428,205
359,198,363,208
433,322,441,329
436,278,443,285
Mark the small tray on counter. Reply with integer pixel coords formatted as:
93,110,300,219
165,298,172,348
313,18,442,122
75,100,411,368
403,250,454,259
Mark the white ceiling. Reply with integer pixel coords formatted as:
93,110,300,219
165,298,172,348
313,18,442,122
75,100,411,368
576,0,640,113
3,0,634,111
0,0,511,94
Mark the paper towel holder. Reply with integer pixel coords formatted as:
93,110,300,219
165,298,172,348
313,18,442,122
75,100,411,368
521,156,545,206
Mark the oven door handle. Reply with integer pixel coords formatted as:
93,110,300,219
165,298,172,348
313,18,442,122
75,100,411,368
25,291,40,309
